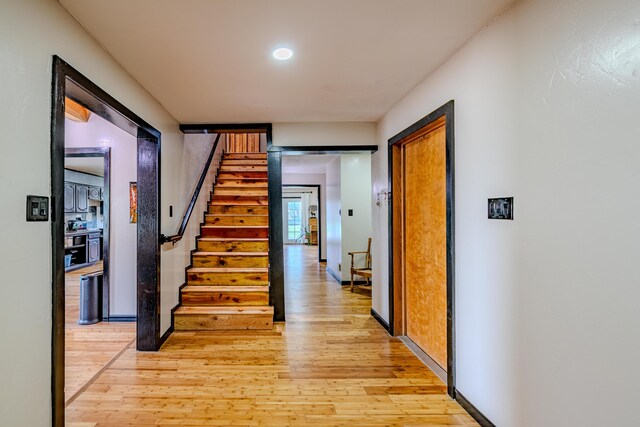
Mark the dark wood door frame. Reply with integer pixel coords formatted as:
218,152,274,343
267,143,378,322
282,184,322,260
51,56,162,426
64,147,111,316
387,100,455,397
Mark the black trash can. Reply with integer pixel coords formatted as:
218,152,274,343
78,271,103,325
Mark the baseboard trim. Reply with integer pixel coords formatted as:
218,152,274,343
455,390,495,427
370,308,390,332
161,284,187,348
326,267,342,284
400,336,447,384
159,325,173,347
107,316,136,322
320,258,327,263
341,280,369,286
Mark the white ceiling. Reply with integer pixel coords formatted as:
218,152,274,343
282,154,337,174
58,0,513,123
65,157,104,177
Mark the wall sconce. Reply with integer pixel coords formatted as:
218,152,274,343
376,188,391,207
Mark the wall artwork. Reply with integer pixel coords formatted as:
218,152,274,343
488,197,513,220
129,182,138,223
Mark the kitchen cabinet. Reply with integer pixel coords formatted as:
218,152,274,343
64,183,76,213
87,234,101,263
65,230,103,270
75,185,89,212
88,186,101,201
64,180,104,213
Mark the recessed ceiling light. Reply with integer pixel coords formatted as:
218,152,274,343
272,48,293,61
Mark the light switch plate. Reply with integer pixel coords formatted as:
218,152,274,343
488,197,513,220
26,195,49,221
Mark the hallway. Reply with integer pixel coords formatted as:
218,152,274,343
66,245,476,426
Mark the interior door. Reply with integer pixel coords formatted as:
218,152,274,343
403,120,448,370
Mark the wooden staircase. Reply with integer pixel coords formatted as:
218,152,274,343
174,152,273,330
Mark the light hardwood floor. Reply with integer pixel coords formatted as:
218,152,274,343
65,262,136,406
66,245,477,426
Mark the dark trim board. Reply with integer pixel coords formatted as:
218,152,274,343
180,123,271,134
269,145,378,154
282,184,322,262
370,308,390,332
51,55,162,427
387,100,456,397
455,391,496,427
106,316,136,322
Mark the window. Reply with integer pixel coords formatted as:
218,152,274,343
287,200,302,241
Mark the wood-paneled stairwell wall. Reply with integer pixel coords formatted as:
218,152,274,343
173,151,272,330
226,133,261,153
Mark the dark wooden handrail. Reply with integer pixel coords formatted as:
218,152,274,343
160,133,221,245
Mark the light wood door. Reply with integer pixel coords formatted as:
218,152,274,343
403,121,447,370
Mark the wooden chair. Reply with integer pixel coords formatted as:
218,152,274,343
348,238,372,292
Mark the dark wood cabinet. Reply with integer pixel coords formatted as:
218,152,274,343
64,183,76,213
88,186,101,201
75,185,89,212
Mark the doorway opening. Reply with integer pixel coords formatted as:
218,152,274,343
268,146,378,321
51,56,162,426
388,100,455,397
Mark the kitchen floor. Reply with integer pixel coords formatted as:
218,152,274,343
65,262,136,406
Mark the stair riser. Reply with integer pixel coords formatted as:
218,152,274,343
187,272,269,286
217,172,267,180
205,215,269,226
224,154,267,160
220,165,267,172
211,194,268,202
208,205,269,215
197,240,269,252
213,188,268,196
181,291,269,306
175,313,273,330
201,227,268,239
221,160,267,166
192,255,269,268
216,180,268,188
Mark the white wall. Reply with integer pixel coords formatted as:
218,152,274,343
371,0,640,425
0,1,185,425
65,114,138,316
273,122,376,147
340,154,373,281
160,133,222,332
282,173,327,259
325,157,342,277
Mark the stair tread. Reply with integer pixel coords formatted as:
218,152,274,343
175,306,273,315
205,214,269,217
198,237,269,241
193,252,269,256
201,225,268,228
182,285,269,292
188,267,268,272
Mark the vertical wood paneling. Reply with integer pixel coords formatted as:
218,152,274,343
404,122,448,370
226,133,262,153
